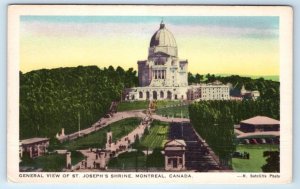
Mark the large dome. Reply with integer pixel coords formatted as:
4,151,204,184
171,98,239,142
149,22,178,57
150,22,177,48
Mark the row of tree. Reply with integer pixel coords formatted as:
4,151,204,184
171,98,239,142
189,99,279,166
20,66,138,139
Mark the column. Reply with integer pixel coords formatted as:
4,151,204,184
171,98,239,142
165,156,169,170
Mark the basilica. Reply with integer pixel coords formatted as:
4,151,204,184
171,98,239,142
124,21,230,101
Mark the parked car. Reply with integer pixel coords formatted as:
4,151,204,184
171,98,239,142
250,138,258,144
256,138,266,144
243,139,250,144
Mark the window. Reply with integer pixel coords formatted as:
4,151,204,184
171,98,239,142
179,158,183,164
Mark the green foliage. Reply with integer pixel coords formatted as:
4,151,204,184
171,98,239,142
188,72,204,84
58,118,141,151
261,151,280,172
108,151,146,169
70,151,85,165
189,99,279,165
147,148,164,167
20,153,66,172
20,66,138,139
232,145,279,172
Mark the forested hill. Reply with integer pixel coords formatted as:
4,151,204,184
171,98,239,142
20,66,138,139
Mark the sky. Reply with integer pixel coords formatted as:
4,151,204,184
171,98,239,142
20,16,279,76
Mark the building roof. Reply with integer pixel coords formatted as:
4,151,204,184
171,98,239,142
241,116,280,125
21,137,49,145
165,139,186,147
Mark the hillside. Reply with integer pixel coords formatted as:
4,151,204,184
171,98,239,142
20,66,138,139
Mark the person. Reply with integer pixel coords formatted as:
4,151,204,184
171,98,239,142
93,161,96,168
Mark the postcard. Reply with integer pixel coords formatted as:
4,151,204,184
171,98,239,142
7,5,293,184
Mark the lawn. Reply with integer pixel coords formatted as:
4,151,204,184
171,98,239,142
156,105,189,118
108,149,165,170
156,100,183,109
108,151,147,170
117,101,148,111
232,144,279,172
140,121,169,149
57,118,141,151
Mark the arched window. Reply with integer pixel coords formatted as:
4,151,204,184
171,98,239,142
160,91,164,98
153,91,158,100
139,92,143,98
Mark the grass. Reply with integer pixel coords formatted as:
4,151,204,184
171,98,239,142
117,100,185,112
140,121,169,149
20,153,66,172
232,144,279,172
155,100,183,109
108,149,165,170
117,101,148,111
156,105,189,118
71,150,85,165
57,118,141,151
108,151,146,169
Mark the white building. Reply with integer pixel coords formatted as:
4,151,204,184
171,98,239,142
240,85,260,100
125,22,230,101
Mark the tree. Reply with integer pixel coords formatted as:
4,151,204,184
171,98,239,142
261,151,280,172
20,66,138,139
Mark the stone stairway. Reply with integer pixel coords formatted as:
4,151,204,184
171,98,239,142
169,122,219,171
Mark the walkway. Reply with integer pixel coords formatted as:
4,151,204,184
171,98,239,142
58,109,190,142
57,110,147,142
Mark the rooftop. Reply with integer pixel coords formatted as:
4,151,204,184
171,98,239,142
21,137,49,145
241,116,280,125
165,139,186,147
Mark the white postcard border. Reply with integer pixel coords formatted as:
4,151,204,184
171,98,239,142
7,5,293,184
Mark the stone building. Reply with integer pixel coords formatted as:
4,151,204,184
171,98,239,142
19,137,49,160
125,21,189,101
187,81,230,101
164,139,186,171
125,21,230,101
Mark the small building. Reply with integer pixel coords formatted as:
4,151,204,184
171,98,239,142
239,116,280,133
20,137,50,159
164,139,186,171
240,85,260,100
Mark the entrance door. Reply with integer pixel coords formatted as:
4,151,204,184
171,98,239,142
173,159,178,168
167,91,172,100
153,91,157,100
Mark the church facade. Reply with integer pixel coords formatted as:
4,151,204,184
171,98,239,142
124,22,230,101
